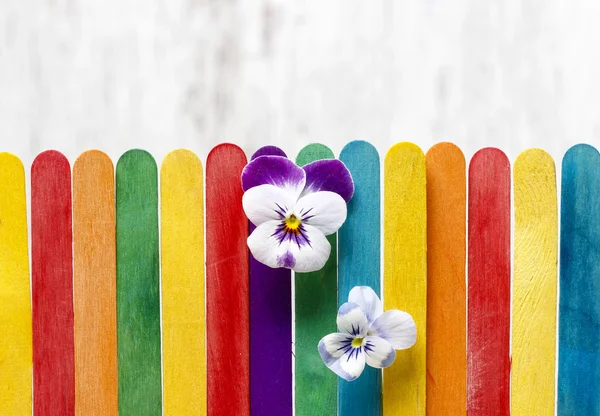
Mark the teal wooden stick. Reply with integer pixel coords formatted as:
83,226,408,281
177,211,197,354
338,141,381,416
558,144,600,414
116,150,162,415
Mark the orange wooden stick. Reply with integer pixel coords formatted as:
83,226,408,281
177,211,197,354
73,151,118,415
425,143,466,415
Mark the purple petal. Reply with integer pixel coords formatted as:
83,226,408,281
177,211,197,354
251,146,287,160
241,155,306,195
301,159,354,202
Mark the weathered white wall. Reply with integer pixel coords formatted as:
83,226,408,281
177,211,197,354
1,0,599,165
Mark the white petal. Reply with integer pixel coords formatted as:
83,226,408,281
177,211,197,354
338,347,366,381
242,184,297,226
247,220,287,269
364,336,396,368
369,310,417,350
337,302,369,337
318,333,353,365
324,348,366,382
294,191,347,236
247,221,331,272
283,224,331,272
348,286,383,324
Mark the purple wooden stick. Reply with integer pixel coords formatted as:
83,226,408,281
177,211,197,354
248,146,292,416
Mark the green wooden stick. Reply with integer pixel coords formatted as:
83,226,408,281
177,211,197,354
295,144,338,416
116,150,162,415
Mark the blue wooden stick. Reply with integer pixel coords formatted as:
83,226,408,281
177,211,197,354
558,144,600,414
338,141,382,416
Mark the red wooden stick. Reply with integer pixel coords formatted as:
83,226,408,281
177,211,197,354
467,148,511,416
31,150,75,415
206,144,250,416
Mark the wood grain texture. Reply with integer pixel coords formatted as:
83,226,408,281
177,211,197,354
512,149,557,415
558,144,600,414
249,146,292,416
73,151,118,416
31,150,75,415
115,150,162,415
206,143,250,416
425,142,466,416
0,153,32,415
295,143,338,416
467,148,511,416
161,149,206,415
338,140,382,416
383,142,427,416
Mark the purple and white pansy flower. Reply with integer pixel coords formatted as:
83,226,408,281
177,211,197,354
242,154,354,272
319,286,417,381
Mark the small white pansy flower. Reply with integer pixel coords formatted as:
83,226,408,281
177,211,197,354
242,154,354,272
318,286,416,381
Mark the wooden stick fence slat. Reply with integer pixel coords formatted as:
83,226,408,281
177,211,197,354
206,144,250,416
558,144,600,414
383,143,427,416
248,146,292,416
116,150,162,415
0,144,583,413
0,153,32,416
512,149,557,415
295,143,338,416
467,148,510,416
161,150,206,415
425,143,466,415
31,150,75,415
338,140,382,416
73,151,118,415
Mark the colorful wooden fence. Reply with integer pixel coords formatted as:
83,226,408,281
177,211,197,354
2,140,588,415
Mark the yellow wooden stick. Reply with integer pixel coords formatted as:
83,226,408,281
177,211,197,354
383,143,427,416
512,149,557,415
0,153,32,415
161,150,206,415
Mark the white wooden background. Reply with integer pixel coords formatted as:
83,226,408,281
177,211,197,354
1,0,599,163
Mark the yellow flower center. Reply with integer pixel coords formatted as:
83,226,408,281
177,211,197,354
352,337,364,348
285,214,301,232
